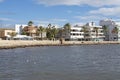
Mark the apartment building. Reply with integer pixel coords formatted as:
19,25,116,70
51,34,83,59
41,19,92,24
15,24,27,35
85,22,105,41
64,22,105,41
69,25,84,41
100,19,120,41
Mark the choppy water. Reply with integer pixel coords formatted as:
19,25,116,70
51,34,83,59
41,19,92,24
0,44,120,80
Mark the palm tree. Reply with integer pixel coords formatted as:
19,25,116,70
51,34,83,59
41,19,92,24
102,25,108,34
102,25,108,41
93,27,99,41
51,27,58,40
112,27,119,40
38,26,45,40
46,27,53,40
27,21,34,36
58,28,64,38
48,23,52,28
64,23,71,31
63,23,71,40
82,26,89,41
28,21,33,26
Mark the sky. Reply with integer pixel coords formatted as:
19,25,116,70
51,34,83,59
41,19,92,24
0,0,120,27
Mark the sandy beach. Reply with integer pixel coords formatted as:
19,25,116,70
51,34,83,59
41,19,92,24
0,40,120,49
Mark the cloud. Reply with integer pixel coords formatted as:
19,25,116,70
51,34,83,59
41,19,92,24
34,18,68,24
35,0,120,7
0,18,15,22
89,7,120,16
67,10,72,14
75,15,106,20
33,18,68,26
51,18,68,22
72,22,85,26
0,12,16,15
74,15,107,24
36,20,50,24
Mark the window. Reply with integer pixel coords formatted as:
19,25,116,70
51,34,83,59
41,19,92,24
92,30,95,32
73,33,75,35
7,32,10,35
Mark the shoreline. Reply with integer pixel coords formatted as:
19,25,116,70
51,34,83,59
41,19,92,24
0,40,120,49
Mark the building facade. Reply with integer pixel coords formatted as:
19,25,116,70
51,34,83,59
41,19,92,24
100,19,120,41
22,26,38,37
0,29,16,40
64,22,105,41
69,25,84,41
15,24,27,35
85,22,105,41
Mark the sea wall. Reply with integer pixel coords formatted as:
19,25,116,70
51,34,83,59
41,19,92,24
0,40,120,49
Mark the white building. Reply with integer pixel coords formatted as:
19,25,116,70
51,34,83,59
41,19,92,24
99,19,120,41
69,25,84,41
64,22,105,41
15,24,27,35
91,26,104,41
85,22,105,41
116,22,120,40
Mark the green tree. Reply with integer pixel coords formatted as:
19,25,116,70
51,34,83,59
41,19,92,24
82,26,90,40
102,25,108,41
27,21,34,36
63,23,71,40
46,26,59,40
37,26,45,40
48,24,52,28
28,21,33,26
102,25,108,34
46,27,52,40
64,23,71,32
93,27,99,41
58,28,64,38
51,27,58,40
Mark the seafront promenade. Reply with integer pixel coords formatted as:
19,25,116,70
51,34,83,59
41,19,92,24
0,40,120,49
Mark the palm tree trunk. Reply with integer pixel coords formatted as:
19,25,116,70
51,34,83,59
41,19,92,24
40,32,43,40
